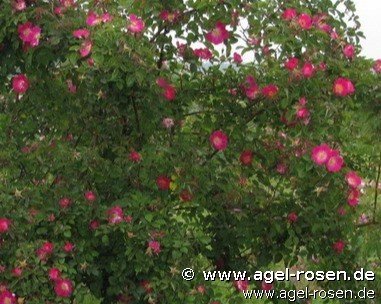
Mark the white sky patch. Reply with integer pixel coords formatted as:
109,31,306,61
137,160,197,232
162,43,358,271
354,0,381,59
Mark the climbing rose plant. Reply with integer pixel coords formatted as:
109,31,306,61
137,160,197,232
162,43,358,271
0,0,380,303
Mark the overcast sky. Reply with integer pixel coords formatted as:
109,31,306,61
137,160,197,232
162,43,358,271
355,0,381,59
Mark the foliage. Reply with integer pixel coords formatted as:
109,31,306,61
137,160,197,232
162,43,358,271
0,0,380,303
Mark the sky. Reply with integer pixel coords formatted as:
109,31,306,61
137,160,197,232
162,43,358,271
354,0,381,59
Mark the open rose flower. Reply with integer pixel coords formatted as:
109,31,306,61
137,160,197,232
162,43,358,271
12,0,26,11
54,279,73,298
233,279,249,292
159,10,180,23
129,150,142,163
326,149,344,173
343,44,355,59
0,290,17,304
12,74,29,94
332,240,345,254
73,29,90,39
373,59,381,73
301,62,315,78
148,240,161,255
282,8,297,21
18,22,41,47
79,40,92,57
347,188,360,207
262,84,279,99
156,78,176,101
107,206,124,224
240,150,253,166
0,218,11,233
156,175,171,190
333,77,355,97
86,11,101,26
205,21,229,45
210,130,228,151
127,14,145,33
298,13,313,30
311,144,331,165
48,268,61,281
345,171,362,188
193,48,213,60
284,57,299,71
244,75,259,100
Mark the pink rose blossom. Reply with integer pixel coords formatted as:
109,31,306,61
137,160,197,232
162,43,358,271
282,8,297,21
296,107,310,120
54,279,73,298
343,44,355,59
127,14,145,33
107,206,124,224
210,130,228,151
287,212,298,223
193,48,213,60
129,150,142,163
49,268,61,281
156,78,176,101
373,59,381,73
86,11,101,26
358,213,369,225
345,171,362,188
89,220,100,230
276,162,288,175
311,144,331,165
233,52,243,64
11,268,22,277
59,197,71,209
156,175,171,190
301,62,315,78
205,21,229,45
298,13,313,30
63,242,74,253
101,12,113,23
333,77,355,97
332,240,345,254
234,279,249,292
159,10,180,23
244,75,259,100
262,84,279,99
148,240,161,254
0,290,17,304
12,0,26,11
240,150,253,166
84,191,96,202
261,281,274,291
284,57,299,71
0,218,11,234
162,118,175,129
12,74,29,94
347,188,360,207
326,150,344,173
18,22,41,47
73,29,90,39
79,40,92,57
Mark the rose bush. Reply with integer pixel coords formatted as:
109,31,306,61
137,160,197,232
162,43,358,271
0,0,380,303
